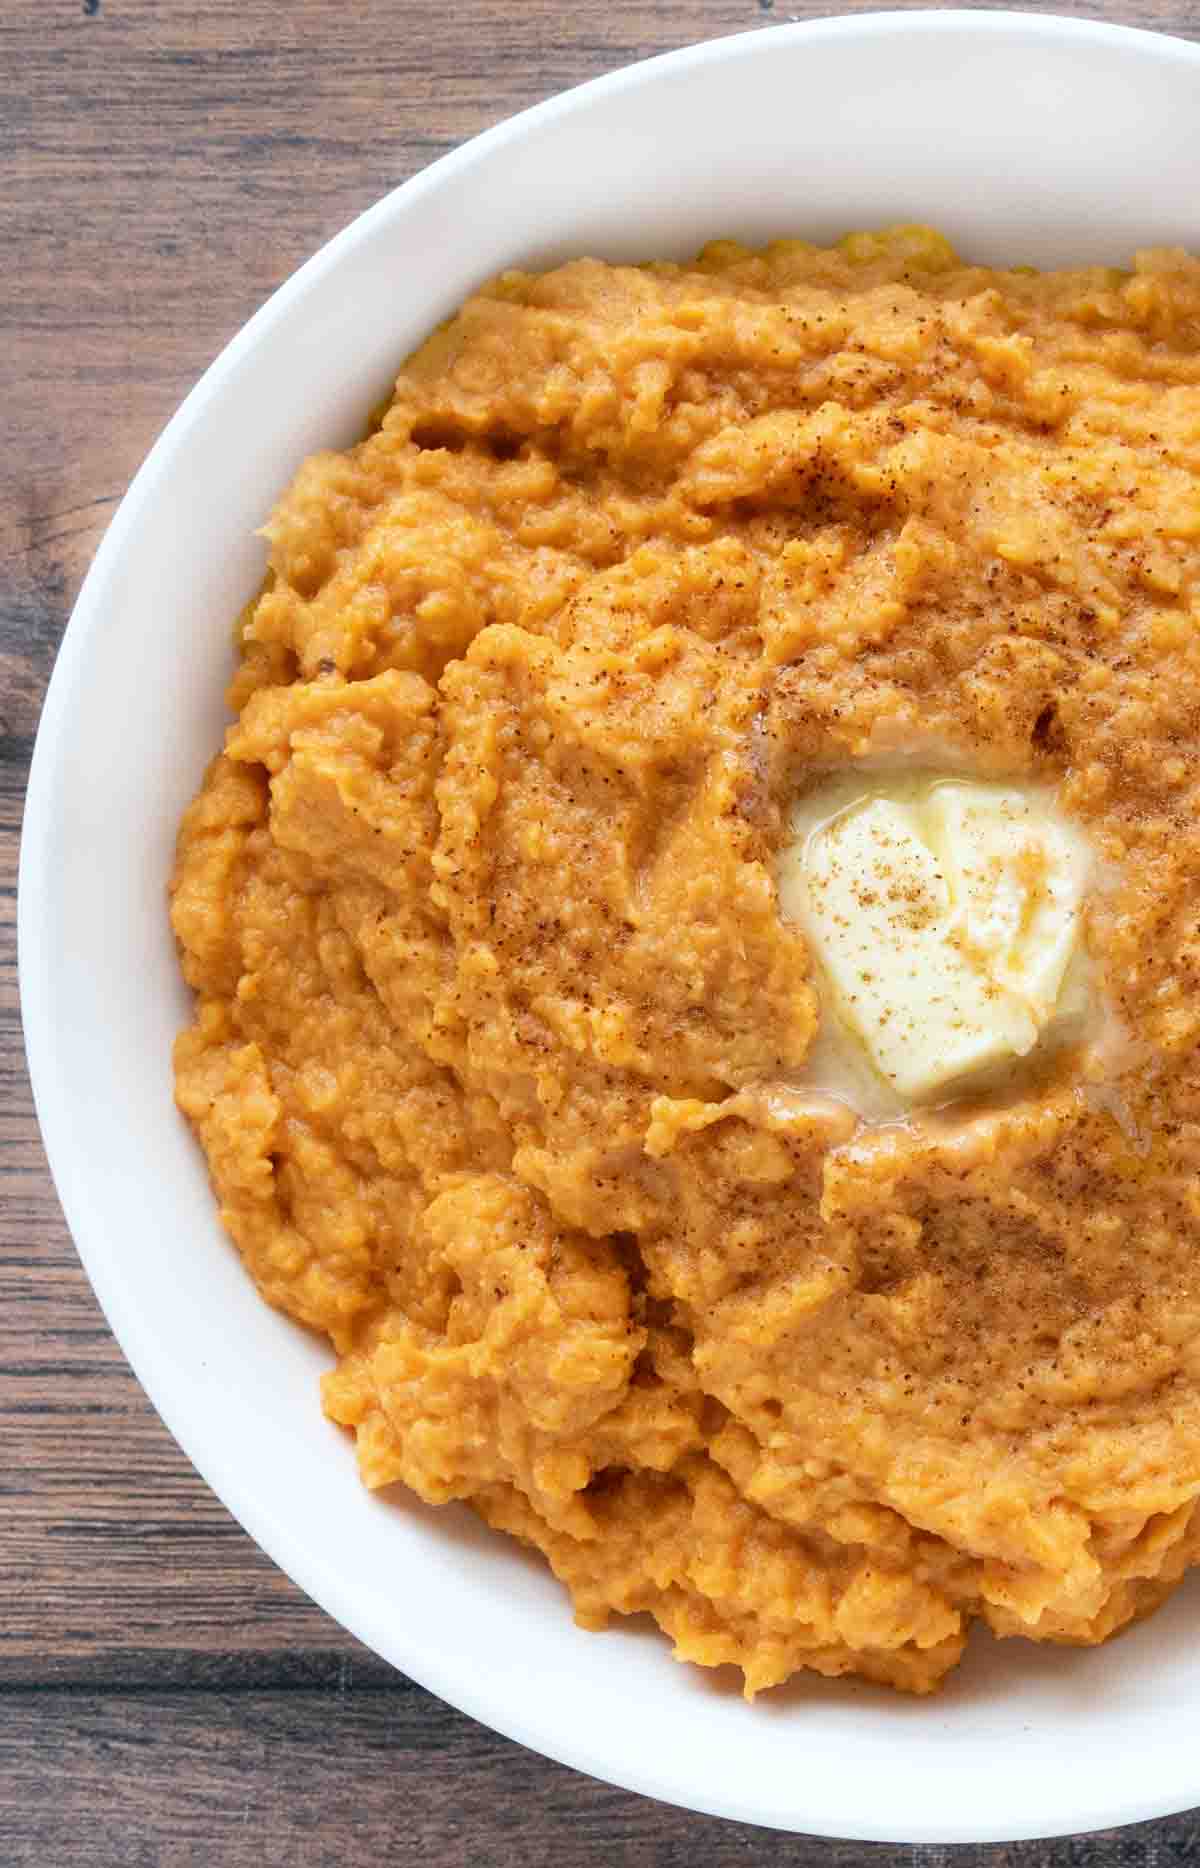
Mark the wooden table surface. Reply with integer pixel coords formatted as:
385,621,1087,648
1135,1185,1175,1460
5,2,1200,1862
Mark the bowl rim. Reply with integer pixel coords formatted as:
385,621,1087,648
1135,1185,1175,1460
20,9,1200,1843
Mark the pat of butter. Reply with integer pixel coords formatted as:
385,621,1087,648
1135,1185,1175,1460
929,784,1087,1027
780,780,1090,1103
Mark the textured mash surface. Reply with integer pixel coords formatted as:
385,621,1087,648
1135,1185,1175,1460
172,228,1200,1695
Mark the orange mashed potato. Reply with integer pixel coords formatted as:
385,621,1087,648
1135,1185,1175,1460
172,228,1200,1695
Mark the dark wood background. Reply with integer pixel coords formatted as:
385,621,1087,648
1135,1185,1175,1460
5,1,1200,1861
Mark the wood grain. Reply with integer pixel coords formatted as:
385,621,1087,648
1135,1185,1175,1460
4,1,1200,1861
0,1690,1188,1868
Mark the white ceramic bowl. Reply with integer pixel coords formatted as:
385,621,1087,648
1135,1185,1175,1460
21,11,1200,1843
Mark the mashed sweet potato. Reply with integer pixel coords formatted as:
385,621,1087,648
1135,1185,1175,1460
172,227,1200,1694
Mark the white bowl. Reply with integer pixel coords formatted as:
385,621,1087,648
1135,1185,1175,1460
20,11,1200,1843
